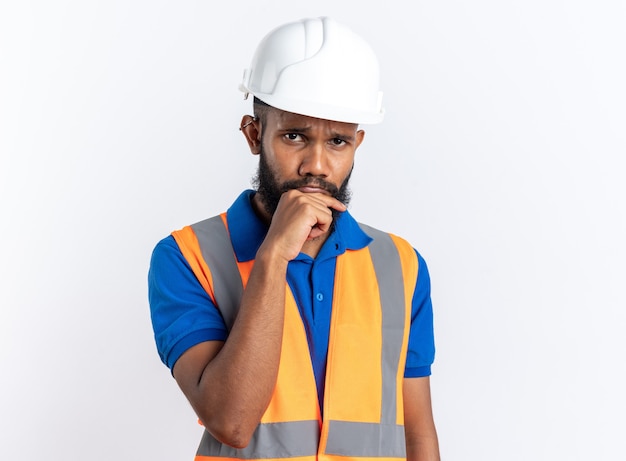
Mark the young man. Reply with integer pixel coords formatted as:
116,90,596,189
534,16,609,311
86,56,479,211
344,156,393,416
149,17,440,461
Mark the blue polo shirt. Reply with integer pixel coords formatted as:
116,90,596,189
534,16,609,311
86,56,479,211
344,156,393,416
148,190,435,407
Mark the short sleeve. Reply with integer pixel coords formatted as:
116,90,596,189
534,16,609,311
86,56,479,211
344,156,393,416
404,250,436,377
148,235,228,371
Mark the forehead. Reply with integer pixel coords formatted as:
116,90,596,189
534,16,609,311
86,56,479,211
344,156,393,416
266,107,359,133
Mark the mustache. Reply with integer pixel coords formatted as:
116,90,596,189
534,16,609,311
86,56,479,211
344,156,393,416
280,177,339,196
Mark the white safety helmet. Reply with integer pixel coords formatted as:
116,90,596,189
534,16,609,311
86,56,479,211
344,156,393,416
239,17,384,124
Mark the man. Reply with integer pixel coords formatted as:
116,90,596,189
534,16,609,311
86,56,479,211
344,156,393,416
149,16,440,461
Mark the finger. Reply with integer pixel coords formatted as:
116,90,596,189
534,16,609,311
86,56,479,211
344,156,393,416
307,227,326,240
300,192,347,213
306,210,335,239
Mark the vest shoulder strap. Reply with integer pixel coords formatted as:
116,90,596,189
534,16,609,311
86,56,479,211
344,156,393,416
190,215,242,331
358,222,417,292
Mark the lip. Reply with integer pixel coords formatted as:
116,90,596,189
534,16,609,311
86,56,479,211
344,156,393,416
298,186,330,194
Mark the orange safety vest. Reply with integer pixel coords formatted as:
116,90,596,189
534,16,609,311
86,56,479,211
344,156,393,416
172,213,418,461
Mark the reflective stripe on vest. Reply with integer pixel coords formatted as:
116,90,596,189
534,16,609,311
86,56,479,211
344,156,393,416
190,216,242,330
173,215,416,459
197,420,320,458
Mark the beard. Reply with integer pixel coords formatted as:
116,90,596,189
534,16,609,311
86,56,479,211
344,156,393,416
252,146,353,223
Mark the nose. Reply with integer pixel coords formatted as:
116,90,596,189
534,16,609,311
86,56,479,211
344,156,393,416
298,142,329,177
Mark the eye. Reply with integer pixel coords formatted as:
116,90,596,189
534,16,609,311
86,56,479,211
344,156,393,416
284,133,303,142
331,138,347,146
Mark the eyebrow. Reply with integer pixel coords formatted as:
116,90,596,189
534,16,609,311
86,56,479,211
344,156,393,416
330,131,356,142
279,126,311,133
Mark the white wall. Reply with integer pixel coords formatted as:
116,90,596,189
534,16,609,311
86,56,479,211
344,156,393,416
1,1,624,460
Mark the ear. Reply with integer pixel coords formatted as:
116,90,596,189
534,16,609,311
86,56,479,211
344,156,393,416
355,129,365,150
240,115,261,155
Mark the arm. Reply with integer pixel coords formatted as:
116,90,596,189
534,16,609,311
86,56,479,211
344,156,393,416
172,247,287,449
172,190,345,449
404,377,440,461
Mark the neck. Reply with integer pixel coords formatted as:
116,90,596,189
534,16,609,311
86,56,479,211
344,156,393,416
251,192,272,225
300,234,329,259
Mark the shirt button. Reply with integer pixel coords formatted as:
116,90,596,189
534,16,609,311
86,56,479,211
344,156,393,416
316,293,324,302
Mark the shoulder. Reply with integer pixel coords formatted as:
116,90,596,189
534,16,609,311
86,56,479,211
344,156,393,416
358,223,418,261
357,223,435,287
150,234,184,267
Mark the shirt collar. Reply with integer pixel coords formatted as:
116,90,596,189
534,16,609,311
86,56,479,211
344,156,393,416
226,189,372,262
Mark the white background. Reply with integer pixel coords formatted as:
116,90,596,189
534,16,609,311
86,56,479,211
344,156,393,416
1,1,625,460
